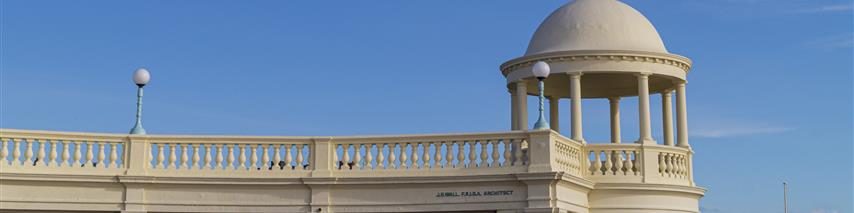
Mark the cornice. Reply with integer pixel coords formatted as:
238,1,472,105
499,50,692,77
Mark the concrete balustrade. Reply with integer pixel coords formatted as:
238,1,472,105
0,128,697,212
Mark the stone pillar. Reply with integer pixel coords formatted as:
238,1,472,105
511,88,518,130
124,136,149,176
569,73,583,142
676,82,690,147
548,96,560,132
310,137,334,177
637,73,654,144
608,97,621,144
515,81,528,130
661,90,674,146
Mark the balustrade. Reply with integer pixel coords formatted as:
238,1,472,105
0,135,125,170
147,142,312,172
0,129,692,186
333,136,527,172
586,144,641,177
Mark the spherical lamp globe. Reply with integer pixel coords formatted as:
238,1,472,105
532,61,550,79
133,68,151,86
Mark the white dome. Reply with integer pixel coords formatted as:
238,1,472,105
525,0,668,56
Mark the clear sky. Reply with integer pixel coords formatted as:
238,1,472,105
1,0,852,212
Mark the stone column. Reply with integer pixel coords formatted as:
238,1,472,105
637,73,654,144
676,82,690,147
569,73,583,142
661,90,674,146
608,97,621,144
511,88,518,130
548,96,560,132
515,81,528,130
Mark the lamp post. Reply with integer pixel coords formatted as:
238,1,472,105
532,61,550,130
129,68,151,135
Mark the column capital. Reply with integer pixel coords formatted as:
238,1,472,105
660,89,673,95
608,96,621,102
635,72,653,77
568,72,583,78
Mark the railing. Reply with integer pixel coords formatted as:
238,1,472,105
586,144,641,177
0,130,127,175
0,129,693,186
329,133,530,177
553,135,585,176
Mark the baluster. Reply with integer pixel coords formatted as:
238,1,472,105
399,143,408,169
10,138,21,166
658,153,667,176
296,144,305,170
98,142,106,168
215,144,224,169
193,144,201,170
665,153,674,177
614,151,624,175
624,151,634,175
25,139,34,166
180,144,189,169
388,144,397,169
410,143,419,169
84,141,93,167
479,141,488,167
227,144,236,170
680,155,687,177
38,139,47,167
203,144,212,170
584,150,591,174
603,151,613,175
238,144,247,170
273,144,281,170
592,151,602,175
250,144,258,170
513,140,523,166
444,142,453,168
520,140,529,165
156,144,165,169
676,155,684,177
169,144,178,169
503,141,512,167
0,138,7,166
354,144,362,170
365,144,374,170
422,142,431,169
261,144,276,170
377,144,386,169
262,144,270,170
110,142,120,168
285,144,293,170
71,140,81,167
436,142,444,168
674,154,682,177
60,140,70,167
455,142,464,168
342,144,351,170
47,140,57,167
491,140,500,167
466,141,476,168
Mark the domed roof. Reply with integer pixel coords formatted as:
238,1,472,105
525,0,668,56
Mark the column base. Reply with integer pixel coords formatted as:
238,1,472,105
635,139,656,145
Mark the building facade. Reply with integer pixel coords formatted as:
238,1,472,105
0,0,705,212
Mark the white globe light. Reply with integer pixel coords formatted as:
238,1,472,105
532,61,550,78
133,68,151,85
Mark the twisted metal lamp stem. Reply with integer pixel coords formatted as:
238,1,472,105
533,78,550,130
129,85,146,135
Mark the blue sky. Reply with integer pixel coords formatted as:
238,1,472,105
1,0,852,212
